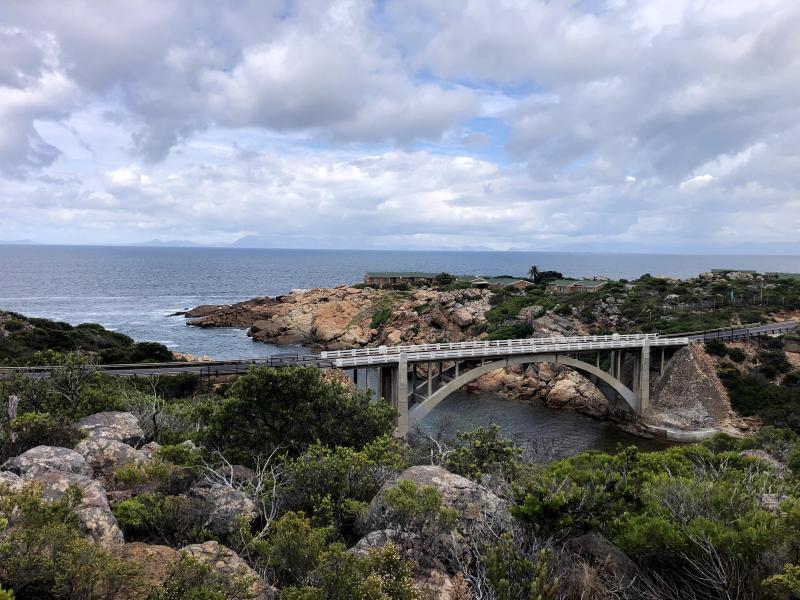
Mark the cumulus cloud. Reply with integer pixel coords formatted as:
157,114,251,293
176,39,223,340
0,0,799,251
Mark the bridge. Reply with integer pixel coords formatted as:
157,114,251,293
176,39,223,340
2,320,797,436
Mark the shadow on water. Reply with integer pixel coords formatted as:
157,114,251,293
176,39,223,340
419,390,674,460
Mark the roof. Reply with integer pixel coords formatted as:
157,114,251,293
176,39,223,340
476,276,530,285
547,279,607,288
365,272,438,278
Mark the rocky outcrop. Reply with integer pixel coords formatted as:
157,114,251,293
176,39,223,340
364,465,512,556
140,441,161,460
198,483,258,536
567,533,643,586
181,541,278,599
645,344,731,431
75,411,144,446
187,286,494,350
545,371,609,418
2,445,92,478
75,437,150,480
28,470,124,546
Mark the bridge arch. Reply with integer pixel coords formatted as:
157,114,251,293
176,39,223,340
407,353,638,429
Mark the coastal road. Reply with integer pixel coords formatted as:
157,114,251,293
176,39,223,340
663,320,800,343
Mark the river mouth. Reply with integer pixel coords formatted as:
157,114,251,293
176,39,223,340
420,390,674,460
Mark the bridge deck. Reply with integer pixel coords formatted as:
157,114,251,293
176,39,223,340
332,335,689,367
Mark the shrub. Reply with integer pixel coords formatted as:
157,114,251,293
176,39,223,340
705,339,728,357
484,533,557,600
445,424,522,481
262,512,332,587
380,480,458,544
728,347,747,363
152,554,256,600
0,483,144,599
282,437,408,539
1,412,83,462
759,350,792,379
203,366,396,463
281,543,422,600
370,307,392,329
112,492,209,546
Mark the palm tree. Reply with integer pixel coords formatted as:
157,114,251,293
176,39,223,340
527,265,540,282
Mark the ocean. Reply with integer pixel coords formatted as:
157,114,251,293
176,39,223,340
2,244,800,359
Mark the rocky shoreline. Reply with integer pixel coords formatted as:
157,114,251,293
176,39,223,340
184,284,744,437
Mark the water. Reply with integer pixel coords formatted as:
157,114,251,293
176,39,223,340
2,244,795,454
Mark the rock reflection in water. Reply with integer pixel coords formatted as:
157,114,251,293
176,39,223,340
420,390,673,461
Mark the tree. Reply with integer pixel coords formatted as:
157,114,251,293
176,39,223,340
204,366,396,463
527,266,540,282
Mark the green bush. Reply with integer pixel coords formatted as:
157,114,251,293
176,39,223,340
152,554,255,600
485,533,557,600
282,437,409,539
1,412,83,462
728,347,747,363
380,480,457,543
370,307,393,329
0,483,144,599
112,492,208,546
705,339,728,357
281,543,422,600
759,350,792,379
262,512,332,587
203,366,396,463
445,424,522,480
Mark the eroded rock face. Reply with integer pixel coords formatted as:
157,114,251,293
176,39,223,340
75,437,150,480
2,445,92,478
200,483,258,536
181,541,278,599
27,470,124,546
544,371,609,418
75,411,144,446
363,465,512,556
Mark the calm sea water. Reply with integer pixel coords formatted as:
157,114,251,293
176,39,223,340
2,244,797,453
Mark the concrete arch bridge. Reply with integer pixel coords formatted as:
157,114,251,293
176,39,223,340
322,333,690,436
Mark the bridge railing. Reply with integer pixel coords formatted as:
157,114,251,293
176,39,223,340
321,333,660,359
333,336,689,367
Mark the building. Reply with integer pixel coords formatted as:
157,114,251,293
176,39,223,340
545,279,608,294
364,272,438,287
470,276,531,290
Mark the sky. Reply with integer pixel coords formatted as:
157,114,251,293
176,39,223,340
1,0,799,253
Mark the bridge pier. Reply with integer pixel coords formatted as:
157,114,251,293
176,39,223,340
395,353,409,437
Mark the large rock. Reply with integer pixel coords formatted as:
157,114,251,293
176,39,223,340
566,533,641,584
27,470,124,546
75,411,144,445
200,483,258,536
364,466,512,556
75,437,150,480
544,371,609,418
181,541,277,599
2,445,92,478
115,543,179,595
0,470,23,492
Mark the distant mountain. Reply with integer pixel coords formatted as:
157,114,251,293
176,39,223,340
0,239,38,245
130,239,219,248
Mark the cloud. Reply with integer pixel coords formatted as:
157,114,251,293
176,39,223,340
1,0,800,251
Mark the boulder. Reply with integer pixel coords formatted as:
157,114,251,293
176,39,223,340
0,470,23,492
181,541,277,599
27,470,124,546
75,437,150,480
115,543,179,594
545,371,609,418
75,411,144,446
140,441,162,460
2,445,92,478
364,466,512,555
567,533,640,583
199,483,258,536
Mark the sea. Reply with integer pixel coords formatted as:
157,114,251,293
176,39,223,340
3,244,798,454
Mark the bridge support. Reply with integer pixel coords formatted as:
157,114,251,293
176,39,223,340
395,353,409,437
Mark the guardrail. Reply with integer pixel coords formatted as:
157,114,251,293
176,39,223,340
321,333,660,359
333,337,689,368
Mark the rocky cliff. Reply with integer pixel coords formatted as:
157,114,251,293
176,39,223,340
187,286,494,350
